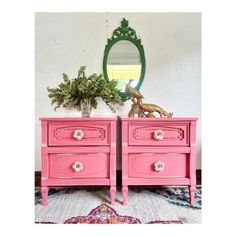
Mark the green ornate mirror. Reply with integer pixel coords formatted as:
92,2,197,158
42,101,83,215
103,18,146,101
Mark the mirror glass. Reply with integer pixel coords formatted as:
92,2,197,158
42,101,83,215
107,40,142,92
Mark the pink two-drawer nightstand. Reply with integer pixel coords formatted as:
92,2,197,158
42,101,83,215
121,118,198,205
40,117,117,206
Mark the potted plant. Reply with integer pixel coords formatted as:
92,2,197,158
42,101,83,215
47,66,124,117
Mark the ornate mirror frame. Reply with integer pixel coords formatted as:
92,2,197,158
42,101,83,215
103,18,146,101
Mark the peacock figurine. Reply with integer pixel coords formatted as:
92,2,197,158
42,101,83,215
125,83,144,102
126,84,173,118
137,98,173,118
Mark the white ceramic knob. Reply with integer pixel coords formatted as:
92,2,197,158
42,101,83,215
72,161,83,172
73,129,84,140
154,161,165,172
154,129,164,140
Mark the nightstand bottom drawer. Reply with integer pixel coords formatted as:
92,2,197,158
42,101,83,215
49,153,109,179
128,153,188,178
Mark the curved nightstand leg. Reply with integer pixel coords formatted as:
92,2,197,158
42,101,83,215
189,186,196,205
122,186,128,205
110,186,116,205
41,187,49,206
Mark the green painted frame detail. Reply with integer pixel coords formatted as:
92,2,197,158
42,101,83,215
103,18,146,101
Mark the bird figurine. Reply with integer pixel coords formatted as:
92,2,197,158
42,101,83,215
138,98,173,118
125,84,174,118
125,83,144,102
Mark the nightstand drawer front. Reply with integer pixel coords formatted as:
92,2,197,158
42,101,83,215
49,153,109,178
129,123,189,146
49,123,109,146
128,153,188,178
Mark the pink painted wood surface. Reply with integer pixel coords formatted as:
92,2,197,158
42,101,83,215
109,121,116,204
128,123,189,146
121,121,128,205
122,186,128,206
41,187,48,206
121,118,198,205
127,146,191,153
189,120,197,204
128,153,188,178
45,146,110,154
49,153,109,179
40,117,117,121
120,117,197,121
44,178,110,186
40,117,117,206
48,122,109,146
126,178,190,185
189,186,196,204
41,122,48,183
110,187,116,205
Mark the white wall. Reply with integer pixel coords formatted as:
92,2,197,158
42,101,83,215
35,12,201,170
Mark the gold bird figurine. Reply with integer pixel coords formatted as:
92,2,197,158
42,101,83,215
138,98,173,118
125,84,144,100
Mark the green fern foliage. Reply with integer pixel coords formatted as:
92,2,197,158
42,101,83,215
47,66,124,112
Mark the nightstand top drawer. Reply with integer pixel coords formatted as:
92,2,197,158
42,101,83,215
128,123,190,146
48,122,110,146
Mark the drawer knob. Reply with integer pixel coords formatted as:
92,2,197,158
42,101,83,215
73,129,84,140
72,161,84,172
154,161,165,172
154,129,164,140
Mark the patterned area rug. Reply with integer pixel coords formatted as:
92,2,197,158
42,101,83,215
150,187,201,209
35,187,201,224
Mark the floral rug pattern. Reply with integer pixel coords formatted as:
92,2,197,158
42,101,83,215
64,204,141,224
35,187,201,224
36,203,183,224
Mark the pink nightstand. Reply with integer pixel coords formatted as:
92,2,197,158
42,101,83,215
40,117,117,206
121,117,198,205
